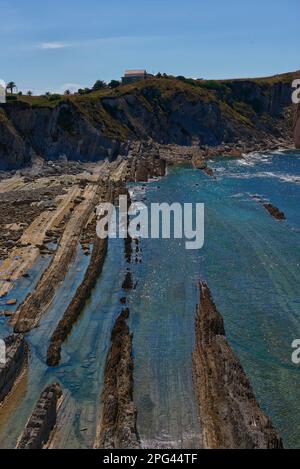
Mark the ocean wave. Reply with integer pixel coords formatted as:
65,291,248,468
220,170,300,183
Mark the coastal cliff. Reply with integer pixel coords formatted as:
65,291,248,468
193,282,283,449
0,71,298,170
294,105,300,148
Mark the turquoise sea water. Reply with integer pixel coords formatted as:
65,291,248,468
0,149,300,448
127,149,300,448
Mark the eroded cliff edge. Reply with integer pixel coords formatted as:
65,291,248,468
192,282,283,449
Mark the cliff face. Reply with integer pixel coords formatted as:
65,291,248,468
0,72,298,170
294,105,300,148
193,282,283,449
0,101,126,170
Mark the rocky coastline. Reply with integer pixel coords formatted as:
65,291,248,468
0,76,298,449
16,383,62,449
192,282,283,449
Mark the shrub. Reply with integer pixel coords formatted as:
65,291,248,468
92,80,107,91
109,80,120,89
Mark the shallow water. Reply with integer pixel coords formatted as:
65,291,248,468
0,150,300,448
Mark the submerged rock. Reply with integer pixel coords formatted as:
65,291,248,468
263,203,286,220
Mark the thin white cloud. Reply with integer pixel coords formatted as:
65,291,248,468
39,42,67,49
37,35,163,51
55,83,83,94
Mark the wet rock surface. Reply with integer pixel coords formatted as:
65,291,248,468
16,383,62,449
192,282,283,449
263,203,286,221
95,308,140,449
0,333,28,403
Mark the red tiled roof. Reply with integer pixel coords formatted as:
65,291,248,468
124,70,146,76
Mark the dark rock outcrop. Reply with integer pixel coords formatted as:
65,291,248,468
0,334,28,403
192,282,283,449
95,308,140,449
263,203,286,221
16,383,62,449
127,141,167,182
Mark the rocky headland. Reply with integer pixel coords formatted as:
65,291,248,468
192,282,283,449
0,71,299,171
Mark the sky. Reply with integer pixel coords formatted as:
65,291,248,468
0,0,299,94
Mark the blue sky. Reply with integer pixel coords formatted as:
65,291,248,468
1,0,299,94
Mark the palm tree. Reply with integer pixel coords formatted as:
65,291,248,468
6,82,17,94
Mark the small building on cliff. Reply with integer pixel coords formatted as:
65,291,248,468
122,70,152,85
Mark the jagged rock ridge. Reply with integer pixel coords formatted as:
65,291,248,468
16,383,62,449
192,282,283,449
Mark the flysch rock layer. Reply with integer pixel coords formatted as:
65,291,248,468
95,308,140,449
192,282,283,449
0,333,28,403
16,383,62,449
13,181,103,333
46,232,108,366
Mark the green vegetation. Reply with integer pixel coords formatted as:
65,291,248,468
109,80,120,89
92,80,107,91
6,81,17,94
